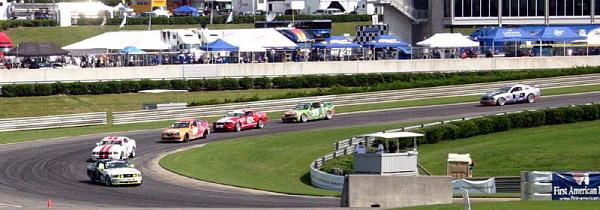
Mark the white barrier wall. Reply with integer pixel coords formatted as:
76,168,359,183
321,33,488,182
3,56,600,84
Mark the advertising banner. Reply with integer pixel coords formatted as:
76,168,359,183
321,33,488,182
552,172,600,200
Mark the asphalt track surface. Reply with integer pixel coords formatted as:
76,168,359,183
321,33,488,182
1,92,599,208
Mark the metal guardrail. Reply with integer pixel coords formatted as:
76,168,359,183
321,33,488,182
112,74,600,124
311,102,599,191
0,112,107,132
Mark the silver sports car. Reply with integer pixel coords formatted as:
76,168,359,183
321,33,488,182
480,84,541,106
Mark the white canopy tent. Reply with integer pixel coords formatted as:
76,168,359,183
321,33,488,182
586,28,600,45
417,33,479,48
63,31,170,55
201,28,297,52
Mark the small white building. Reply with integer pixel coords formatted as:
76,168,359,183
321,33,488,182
56,2,114,27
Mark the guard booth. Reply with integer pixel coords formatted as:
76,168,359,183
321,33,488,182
342,131,453,208
447,153,473,179
353,132,423,175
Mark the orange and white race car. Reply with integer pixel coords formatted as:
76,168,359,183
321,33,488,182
161,118,210,142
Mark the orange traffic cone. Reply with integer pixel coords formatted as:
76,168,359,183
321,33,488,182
47,199,52,208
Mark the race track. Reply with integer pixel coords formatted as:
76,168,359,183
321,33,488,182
0,92,599,208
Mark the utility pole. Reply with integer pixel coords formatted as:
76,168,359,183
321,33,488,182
210,0,214,25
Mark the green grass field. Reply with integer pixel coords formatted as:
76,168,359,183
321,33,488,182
2,84,599,144
5,22,369,47
399,201,600,210
418,120,600,176
323,120,600,177
160,121,419,196
161,119,600,196
2,83,599,119
0,88,316,118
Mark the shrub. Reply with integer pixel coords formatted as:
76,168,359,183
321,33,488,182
205,79,222,91
220,78,239,90
51,82,68,95
138,80,156,90
472,118,495,135
253,77,272,89
121,81,141,93
187,80,205,91
239,77,253,89
488,115,512,131
272,76,290,88
452,120,479,138
170,80,187,90
105,81,123,94
68,82,88,95
582,104,600,121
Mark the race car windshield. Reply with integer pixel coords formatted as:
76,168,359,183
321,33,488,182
172,122,189,128
294,104,310,110
497,87,512,93
227,112,244,117
101,141,122,145
105,162,130,169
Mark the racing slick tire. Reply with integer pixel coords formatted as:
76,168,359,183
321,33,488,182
105,176,112,186
257,119,264,129
325,111,333,120
184,133,189,142
300,114,308,123
235,122,242,132
130,148,136,158
201,130,208,139
496,97,506,106
90,175,96,184
527,94,535,103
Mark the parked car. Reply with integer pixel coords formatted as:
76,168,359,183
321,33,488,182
91,136,136,160
87,160,142,186
213,110,268,132
282,102,335,123
313,8,344,15
161,118,210,142
480,84,541,106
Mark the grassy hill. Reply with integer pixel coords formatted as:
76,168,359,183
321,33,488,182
4,22,369,47
161,118,600,196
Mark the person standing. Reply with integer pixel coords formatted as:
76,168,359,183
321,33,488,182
354,142,366,154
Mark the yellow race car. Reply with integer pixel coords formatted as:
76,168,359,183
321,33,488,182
161,118,210,142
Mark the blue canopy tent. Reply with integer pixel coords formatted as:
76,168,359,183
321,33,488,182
479,28,536,55
313,36,361,49
120,46,145,54
201,39,239,51
364,35,411,54
201,39,239,63
533,26,584,56
534,26,583,42
173,6,200,17
313,36,361,61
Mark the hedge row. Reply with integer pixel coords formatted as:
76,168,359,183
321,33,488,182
419,104,600,144
0,19,57,30
3,66,600,98
76,14,375,26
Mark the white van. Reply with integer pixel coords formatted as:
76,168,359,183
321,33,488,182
313,8,344,15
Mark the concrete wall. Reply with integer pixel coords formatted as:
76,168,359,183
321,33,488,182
2,56,600,84
345,175,452,208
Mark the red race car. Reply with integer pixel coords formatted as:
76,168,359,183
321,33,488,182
213,110,268,132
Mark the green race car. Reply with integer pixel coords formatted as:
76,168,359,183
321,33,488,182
282,102,335,123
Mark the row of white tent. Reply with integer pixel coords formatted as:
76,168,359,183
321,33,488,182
62,28,298,55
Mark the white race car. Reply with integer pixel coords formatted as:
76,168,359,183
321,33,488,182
91,136,136,160
480,84,541,106
87,160,142,186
